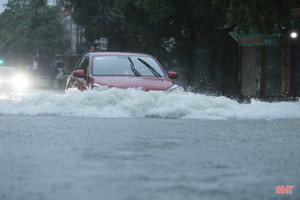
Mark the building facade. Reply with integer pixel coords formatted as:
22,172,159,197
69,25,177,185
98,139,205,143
236,30,300,99
47,0,84,55
0,0,7,13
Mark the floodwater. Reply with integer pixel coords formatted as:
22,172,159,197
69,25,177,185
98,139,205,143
0,87,300,120
0,88,299,200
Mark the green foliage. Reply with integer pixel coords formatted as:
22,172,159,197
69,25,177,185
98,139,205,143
0,0,66,66
68,0,226,51
223,0,300,33
69,0,131,51
121,0,226,45
116,0,169,56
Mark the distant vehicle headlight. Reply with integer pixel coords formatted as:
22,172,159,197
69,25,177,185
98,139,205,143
13,75,28,90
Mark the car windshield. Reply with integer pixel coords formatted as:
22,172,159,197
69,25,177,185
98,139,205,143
92,56,165,77
0,67,16,77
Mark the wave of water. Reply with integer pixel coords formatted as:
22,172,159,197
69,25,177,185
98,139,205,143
0,88,300,120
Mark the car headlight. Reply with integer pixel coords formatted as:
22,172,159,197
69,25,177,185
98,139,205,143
166,84,179,92
93,83,109,90
13,75,28,90
93,83,102,88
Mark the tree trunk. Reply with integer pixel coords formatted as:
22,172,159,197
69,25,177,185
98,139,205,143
186,28,196,84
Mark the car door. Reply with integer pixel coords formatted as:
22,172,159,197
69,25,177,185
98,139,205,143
70,56,89,90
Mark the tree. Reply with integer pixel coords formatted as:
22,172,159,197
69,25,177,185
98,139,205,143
69,0,135,51
116,0,172,58
222,0,300,33
0,0,66,68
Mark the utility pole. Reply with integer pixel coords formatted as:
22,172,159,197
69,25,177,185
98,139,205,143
70,2,72,54
33,0,39,71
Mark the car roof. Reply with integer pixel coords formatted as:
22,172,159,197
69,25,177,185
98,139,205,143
0,66,16,68
0,66,16,71
0,66,16,75
87,52,153,57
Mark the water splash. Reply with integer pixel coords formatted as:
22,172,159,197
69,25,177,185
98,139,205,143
0,88,299,120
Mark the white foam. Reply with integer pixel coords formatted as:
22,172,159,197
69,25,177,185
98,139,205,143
0,88,299,120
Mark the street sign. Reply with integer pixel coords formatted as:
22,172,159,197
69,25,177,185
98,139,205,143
33,61,38,70
95,37,108,51
292,8,300,18
237,31,280,46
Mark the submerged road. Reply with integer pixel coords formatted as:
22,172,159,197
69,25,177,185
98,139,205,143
0,115,299,200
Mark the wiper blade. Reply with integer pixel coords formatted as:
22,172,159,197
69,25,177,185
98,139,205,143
128,57,141,77
138,58,162,77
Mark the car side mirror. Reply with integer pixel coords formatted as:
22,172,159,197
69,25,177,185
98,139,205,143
168,71,178,79
73,70,84,77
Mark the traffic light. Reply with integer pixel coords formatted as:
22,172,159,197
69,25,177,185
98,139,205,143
0,59,3,64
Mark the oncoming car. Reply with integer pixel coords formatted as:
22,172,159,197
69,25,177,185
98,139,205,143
0,66,29,91
66,52,178,91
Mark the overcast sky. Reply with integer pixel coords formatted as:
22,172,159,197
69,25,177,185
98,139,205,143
0,0,7,13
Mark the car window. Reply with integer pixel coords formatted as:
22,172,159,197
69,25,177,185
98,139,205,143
75,58,84,71
92,56,165,77
76,56,89,76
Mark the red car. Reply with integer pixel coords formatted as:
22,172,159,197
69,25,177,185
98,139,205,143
66,52,178,91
